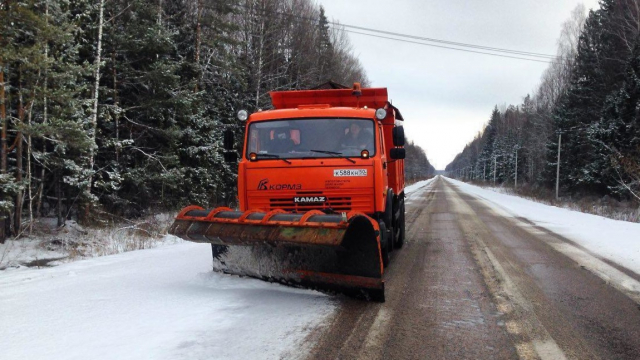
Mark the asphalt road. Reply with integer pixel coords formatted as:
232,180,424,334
305,176,640,360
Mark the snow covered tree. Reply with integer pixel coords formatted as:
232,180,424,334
545,0,639,195
0,0,371,237
589,37,640,199
405,140,435,182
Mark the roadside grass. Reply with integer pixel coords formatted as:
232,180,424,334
0,213,180,270
468,180,640,223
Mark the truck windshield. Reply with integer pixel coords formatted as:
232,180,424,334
246,118,376,159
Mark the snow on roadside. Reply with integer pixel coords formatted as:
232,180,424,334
405,177,436,195
0,238,68,270
0,241,335,360
0,215,179,271
446,177,640,276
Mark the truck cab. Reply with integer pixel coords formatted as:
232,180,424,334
226,85,407,256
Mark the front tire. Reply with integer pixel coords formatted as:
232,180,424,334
378,221,390,267
395,200,405,249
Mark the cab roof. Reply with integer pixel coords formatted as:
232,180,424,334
248,107,376,122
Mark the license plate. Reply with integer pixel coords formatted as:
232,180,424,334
333,169,367,177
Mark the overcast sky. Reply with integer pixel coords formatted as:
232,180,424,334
317,0,601,169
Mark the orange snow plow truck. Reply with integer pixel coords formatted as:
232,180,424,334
169,84,406,302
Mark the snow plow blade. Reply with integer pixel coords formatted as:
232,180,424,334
168,206,385,301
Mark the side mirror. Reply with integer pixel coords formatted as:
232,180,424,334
390,148,405,160
223,130,235,150
392,126,405,147
223,152,238,163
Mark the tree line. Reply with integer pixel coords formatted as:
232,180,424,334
0,0,375,238
446,0,640,202
405,140,436,182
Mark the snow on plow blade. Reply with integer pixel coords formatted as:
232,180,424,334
168,206,385,301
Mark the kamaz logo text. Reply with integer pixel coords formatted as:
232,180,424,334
294,196,326,203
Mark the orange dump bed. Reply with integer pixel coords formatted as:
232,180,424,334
270,87,389,110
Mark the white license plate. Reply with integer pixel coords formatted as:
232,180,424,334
333,169,367,177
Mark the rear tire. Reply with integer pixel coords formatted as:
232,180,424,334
387,223,396,254
385,194,396,256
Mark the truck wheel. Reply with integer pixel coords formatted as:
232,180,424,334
388,225,395,255
395,201,406,249
378,221,390,268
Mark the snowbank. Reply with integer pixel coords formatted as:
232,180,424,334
446,177,640,276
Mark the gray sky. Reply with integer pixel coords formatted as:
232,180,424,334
317,0,601,169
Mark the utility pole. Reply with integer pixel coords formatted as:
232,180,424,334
530,158,533,183
1,54,5,172
493,157,496,185
556,133,561,200
515,148,518,188
0,55,5,242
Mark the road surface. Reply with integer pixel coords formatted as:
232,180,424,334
306,176,640,360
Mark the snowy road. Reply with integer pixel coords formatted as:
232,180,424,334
3,176,640,359
307,176,640,360
0,241,335,360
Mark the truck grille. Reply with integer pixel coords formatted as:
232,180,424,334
270,192,352,212
248,189,374,213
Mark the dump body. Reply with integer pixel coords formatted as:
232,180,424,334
169,85,405,301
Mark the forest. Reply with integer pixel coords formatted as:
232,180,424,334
0,0,434,239
404,140,436,183
445,0,640,204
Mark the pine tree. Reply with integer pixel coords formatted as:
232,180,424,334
589,36,640,199
545,1,635,195
316,6,334,82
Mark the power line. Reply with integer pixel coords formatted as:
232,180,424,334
231,3,562,63
337,23,556,60
343,30,554,64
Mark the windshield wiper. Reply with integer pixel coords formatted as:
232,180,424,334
255,153,291,164
309,150,356,164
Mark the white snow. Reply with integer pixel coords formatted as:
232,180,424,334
0,215,181,271
0,241,335,360
404,177,436,195
0,238,69,269
445,177,640,277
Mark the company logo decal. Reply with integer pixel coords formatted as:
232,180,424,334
294,196,326,203
257,178,302,191
258,178,269,190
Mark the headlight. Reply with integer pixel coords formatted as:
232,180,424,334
237,110,249,121
375,108,387,120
